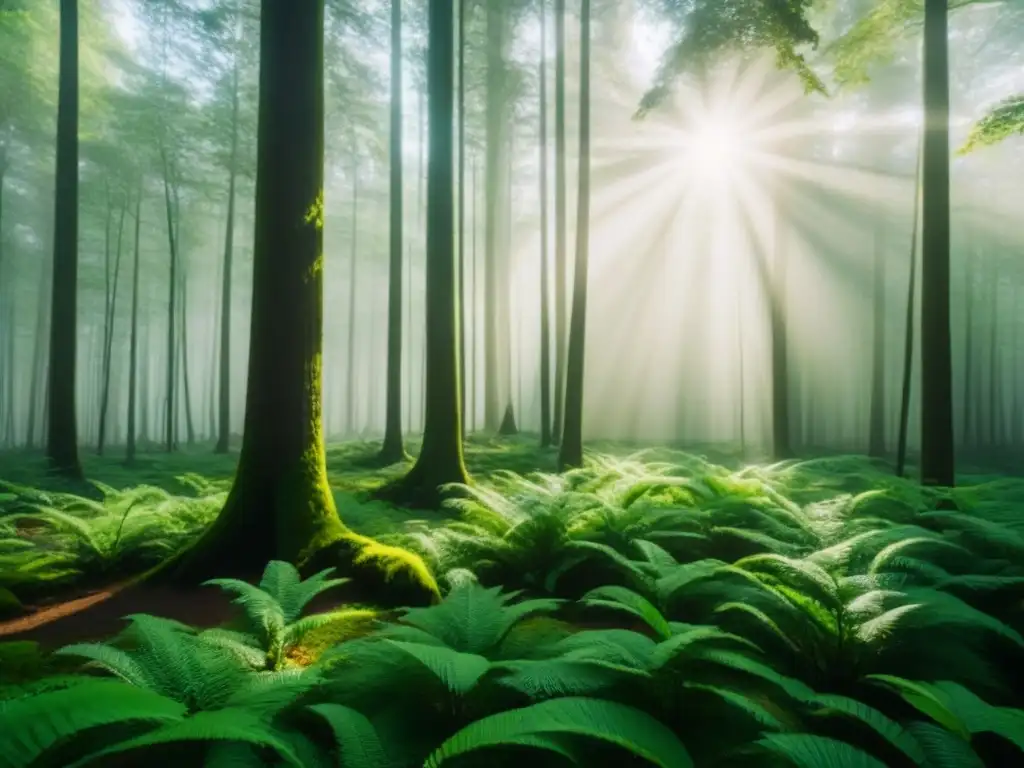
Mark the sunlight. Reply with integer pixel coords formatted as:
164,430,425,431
685,111,750,180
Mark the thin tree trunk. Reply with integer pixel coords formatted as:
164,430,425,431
380,0,406,463
457,0,467,439
180,267,196,445
388,0,469,503
346,152,359,435
161,148,178,452
770,200,791,460
896,140,923,478
558,0,591,471
215,28,241,454
868,223,886,458
98,190,128,455
552,0,567,446
126,183,143,463
987,261,999,449
538,0,552,449
963,250,975,449
919,0,955,486
46,0,83,478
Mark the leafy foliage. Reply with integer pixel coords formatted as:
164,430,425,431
4,452,1024,766
960,94,1024,152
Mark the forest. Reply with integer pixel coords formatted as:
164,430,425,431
0,0,1023,764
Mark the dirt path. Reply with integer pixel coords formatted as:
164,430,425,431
0,584,233,648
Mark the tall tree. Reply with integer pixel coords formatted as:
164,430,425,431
46,0,84,479
868,222,886,458
552,0,567,445
559,0,591,471
538,0,552,448
215,1,243,455
919,0,955,486
380,0,407,464
126,182,143,464
387,0,469,504
163,0,351,579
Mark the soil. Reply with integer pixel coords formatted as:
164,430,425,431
0,583,235,648
0,576,372,649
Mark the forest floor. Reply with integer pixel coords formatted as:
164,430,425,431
0,435,710,647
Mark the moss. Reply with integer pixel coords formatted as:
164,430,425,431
286,607,380,666
302,533,441,608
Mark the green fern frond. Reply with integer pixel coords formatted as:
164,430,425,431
424,697,694,768
757,732,889,768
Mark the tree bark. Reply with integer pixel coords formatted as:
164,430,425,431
919,0,955,486
98,190,128,455
868,223,886,458
552,0,567,446
380,0,407,463
215,26,241,454
558,0,591,471
538,0,552,448
385,0,469,505
160,148,178,452
345,150,359,435
896,140,923,479
126,182,143,464
161,0,352,580
46,0,83,478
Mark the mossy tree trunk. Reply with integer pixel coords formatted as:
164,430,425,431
919,0,955,487
388,0,469,505
380,0,407,464
558,0,591,471
162,0,349,581
46,0,83,480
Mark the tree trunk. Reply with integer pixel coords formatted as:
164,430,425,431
386,0,469,505
896,140,923,478
161,148,178,452
346,151,359,435
770,201,792,460
919,0,955,486
46,0,83,478
161,0,353,581
457,0,467,440
380,0,407,463
962,250,975,449
483,0,507,432
558,0,591,471
126,184,143,463
868,223,886,458
538,0,552,448
986,261,999,449
98,190,128,455
215,31,241,454
179,267,196,445
498,134,518,437
552,0,567,446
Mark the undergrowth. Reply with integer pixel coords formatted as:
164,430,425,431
1,447,1023,765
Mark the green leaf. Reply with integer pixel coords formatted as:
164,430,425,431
757,733,890,768
0,680,186,768
424,697,693,768
307,703,393,768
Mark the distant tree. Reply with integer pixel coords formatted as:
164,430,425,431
46,0,84,479
558,0,591,471
380,0,408,464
